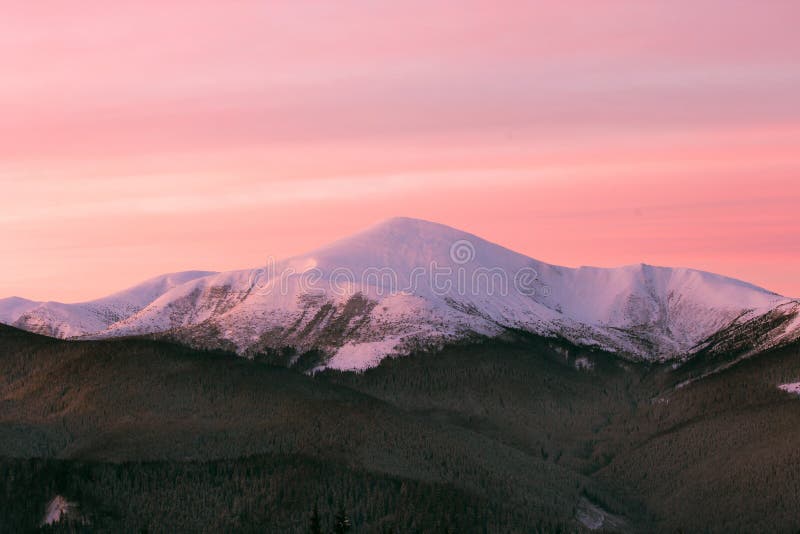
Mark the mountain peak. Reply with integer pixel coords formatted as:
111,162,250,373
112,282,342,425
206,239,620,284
4,219,800,370
372,215,446,228
297,217,541,298
332,216,478,246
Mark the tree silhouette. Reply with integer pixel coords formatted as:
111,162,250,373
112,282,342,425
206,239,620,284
333,501,351,534
308,502,322,534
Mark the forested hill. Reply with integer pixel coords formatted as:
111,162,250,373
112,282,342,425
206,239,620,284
1,324,799,532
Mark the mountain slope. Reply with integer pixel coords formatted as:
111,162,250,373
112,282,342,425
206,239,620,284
2,324,800,532
0,324,610,532
2,218,798,369
0,271,216,338
96,217,798,368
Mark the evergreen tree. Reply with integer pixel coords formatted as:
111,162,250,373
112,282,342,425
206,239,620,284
308,502,322,534
333,502,351,534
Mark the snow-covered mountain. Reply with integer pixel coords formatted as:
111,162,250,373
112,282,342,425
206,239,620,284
2,218,798,370
0,271,216,338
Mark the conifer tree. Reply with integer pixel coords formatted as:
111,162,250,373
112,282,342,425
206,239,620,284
308,502,322,534
333,502,351,534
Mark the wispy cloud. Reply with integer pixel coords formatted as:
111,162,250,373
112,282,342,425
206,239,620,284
1,1,799,300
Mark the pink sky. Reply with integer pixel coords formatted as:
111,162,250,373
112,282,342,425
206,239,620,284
2,1,799,301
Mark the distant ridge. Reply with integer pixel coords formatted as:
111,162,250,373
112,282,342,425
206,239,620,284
0,271,216,338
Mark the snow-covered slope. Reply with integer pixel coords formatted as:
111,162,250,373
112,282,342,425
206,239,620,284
3,218,798,369
0,271,216,338
88,217,799,370
0,297,40,325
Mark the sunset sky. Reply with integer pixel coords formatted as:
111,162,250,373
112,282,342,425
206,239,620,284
2,1,799,302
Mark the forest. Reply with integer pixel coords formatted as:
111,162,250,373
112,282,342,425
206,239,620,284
1,324,799,532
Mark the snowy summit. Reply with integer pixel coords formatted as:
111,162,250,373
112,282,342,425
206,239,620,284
1,218,798,370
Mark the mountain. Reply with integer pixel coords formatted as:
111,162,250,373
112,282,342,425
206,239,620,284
0,271,216,338
2,218,798,369
4,220,798,532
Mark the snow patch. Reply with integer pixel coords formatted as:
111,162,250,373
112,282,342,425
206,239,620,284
326,337,403,371
575,497,627,531
42,495,73,526
778,382,800,396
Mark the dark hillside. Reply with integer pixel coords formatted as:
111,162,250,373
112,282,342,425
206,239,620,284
1,324,799,532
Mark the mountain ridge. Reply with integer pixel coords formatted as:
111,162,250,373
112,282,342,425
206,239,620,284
0,270,217,338
1,218,798,369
